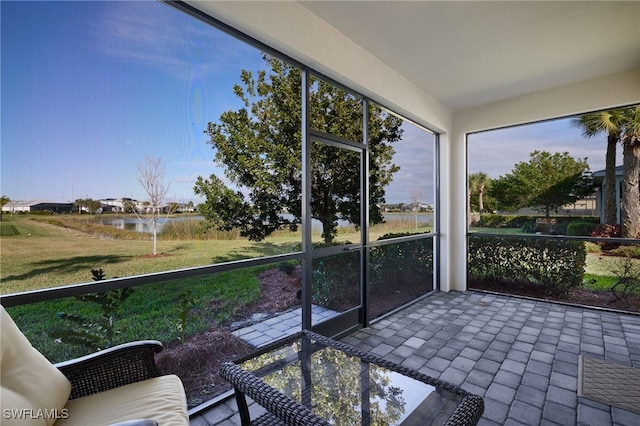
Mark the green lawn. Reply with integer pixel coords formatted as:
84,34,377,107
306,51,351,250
1,215,298,361
0,214,429,361
0,214,429,294
0,215,301,293
3,214,634,362
6,266,268,362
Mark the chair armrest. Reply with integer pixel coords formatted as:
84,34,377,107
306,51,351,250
55,340,163,399
220,362,331,426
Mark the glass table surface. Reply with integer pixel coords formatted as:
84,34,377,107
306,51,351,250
236,333,466,425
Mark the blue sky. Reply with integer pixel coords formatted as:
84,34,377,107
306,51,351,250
1,1,617,206
2,0,260,203
468,118,620,179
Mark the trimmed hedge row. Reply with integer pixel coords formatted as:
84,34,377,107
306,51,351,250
475,214,599,234
468,235,586,295
312,233,433,309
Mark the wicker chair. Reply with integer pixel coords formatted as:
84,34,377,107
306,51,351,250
0,306,189,426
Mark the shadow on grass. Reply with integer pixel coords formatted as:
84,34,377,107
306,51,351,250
0,224,20,236
210,241,300,264
2,254,131,284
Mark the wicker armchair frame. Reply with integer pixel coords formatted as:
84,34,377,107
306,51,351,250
221,330,484,426
54,340,163,400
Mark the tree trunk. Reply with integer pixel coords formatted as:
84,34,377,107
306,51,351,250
621,143,640,239
478,185,485,214
152,211,158,256
604,133,619,224
467,189,472,226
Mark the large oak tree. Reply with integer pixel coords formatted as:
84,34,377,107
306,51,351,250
195,57,403,244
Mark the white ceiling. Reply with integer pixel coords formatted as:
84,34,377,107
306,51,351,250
298,1,640,111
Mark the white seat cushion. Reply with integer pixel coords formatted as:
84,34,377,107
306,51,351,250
57,375,189,426
1,307,72,426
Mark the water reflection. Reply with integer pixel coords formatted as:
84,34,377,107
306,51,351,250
85,216,196,233
237,333,457,426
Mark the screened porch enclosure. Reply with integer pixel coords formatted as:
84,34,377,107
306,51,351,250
2,0,639,422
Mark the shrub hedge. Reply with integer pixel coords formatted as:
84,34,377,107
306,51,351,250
566,221,597,236
311,233,434,309
475,214,599,234
468,235,586,295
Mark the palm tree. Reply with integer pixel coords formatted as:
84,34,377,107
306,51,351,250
574,109,627,225
620,106,640,239
468,172,491,225
469,172,490,211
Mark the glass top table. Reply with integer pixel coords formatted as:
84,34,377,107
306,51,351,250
220,330,483,426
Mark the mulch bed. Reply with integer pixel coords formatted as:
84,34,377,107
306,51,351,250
156,266,303,408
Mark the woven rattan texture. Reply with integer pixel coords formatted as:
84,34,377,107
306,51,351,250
222,330,484,426
56,341,163,399
578,355,640,414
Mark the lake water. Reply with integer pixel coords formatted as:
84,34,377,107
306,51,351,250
88,213,433,234
87,215,197,233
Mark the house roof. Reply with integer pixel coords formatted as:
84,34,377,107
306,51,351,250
4,199,62,207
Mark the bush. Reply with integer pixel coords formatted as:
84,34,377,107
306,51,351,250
312,252,359,309
585,242,601,253
567,221,596,236
468,236,586,295
592,224,621,250
610,258,640,303
609,245,640,259
310,233,434,308
477,214,527,228
520,220,537,234
370,233,433,294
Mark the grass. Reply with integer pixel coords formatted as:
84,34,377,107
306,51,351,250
6,266,268,363
1,213,429,361
0,214,430,293
583,273,619,292
0,215,301,293
5,213,635,362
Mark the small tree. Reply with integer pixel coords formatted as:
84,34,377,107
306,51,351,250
410,186,424,231
468,172,491,214
75,198,102,214
490,151,591,218
137,157,170,255
1,195,11,219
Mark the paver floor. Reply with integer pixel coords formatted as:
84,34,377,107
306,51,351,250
231,304,339,347
191,291,640,426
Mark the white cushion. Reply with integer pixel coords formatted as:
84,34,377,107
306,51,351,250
1,306,72,426
57,375,189,426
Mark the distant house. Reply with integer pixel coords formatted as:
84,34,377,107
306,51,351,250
1,200,74,214
591,166,640,224
99,198,139,213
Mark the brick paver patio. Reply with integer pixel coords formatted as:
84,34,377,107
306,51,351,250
191,291,640,426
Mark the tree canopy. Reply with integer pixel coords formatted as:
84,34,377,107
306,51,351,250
489,151,591,218
195,56,403,244
74,198,102,214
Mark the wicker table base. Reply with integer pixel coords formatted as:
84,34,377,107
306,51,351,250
221,330,483,426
